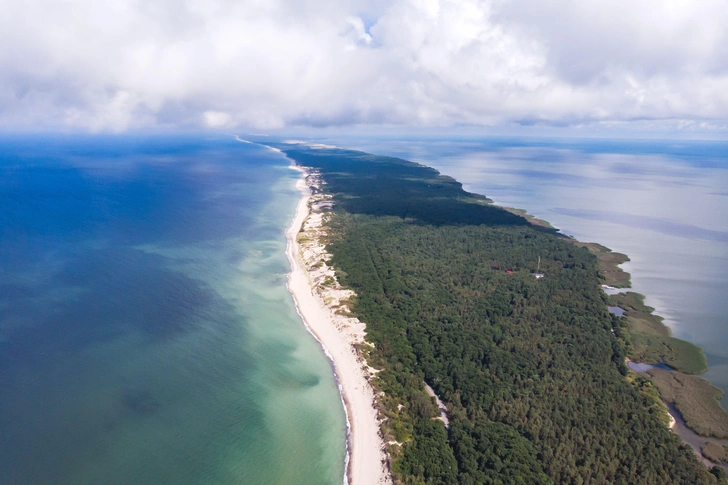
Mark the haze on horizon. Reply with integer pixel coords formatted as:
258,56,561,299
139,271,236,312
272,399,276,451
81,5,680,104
1,0,727,138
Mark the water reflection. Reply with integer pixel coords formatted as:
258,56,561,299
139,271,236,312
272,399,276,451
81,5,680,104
607,306,625,317
626,361,672,372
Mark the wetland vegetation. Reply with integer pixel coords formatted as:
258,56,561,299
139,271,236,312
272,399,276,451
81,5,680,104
570,236,728,447
572,242,631,288
610,292,707,375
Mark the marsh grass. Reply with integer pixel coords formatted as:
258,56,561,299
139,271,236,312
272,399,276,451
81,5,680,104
612,292,708,374
573,241,631,287
702,443,728,464
650,369,728,439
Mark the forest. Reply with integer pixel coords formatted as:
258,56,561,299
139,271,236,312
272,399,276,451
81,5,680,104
276,144,727,485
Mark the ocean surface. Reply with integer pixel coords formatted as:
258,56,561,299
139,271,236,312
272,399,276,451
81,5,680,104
0,135,346,485
327,135,728,408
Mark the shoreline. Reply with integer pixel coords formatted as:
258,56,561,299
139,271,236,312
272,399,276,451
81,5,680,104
489,192,727,468
284,164,391,485
561,231,728,467
668,403,728,473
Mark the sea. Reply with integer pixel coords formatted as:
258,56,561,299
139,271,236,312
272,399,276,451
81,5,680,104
0,135,346,485
328,135,728,408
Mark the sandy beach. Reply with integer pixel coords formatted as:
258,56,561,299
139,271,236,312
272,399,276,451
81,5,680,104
285,164,391,485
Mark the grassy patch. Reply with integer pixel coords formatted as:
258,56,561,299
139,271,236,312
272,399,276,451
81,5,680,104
613,292,708,374
501,206,556,230
649,368,728,438
573,241,631,287
611,292,665,332
631,333,708,374
627,315,670,337
702,443,728,464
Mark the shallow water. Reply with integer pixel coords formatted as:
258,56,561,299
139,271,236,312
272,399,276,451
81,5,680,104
668,404,728,473
608,306,625,317
326,135,728,408
627,361,672,372
0,135,346,485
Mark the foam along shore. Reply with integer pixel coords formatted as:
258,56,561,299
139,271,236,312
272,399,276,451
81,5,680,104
285,164,392,485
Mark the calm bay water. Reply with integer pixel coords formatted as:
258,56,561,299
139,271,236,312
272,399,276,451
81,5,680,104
328,135,728,408
0,135,346,484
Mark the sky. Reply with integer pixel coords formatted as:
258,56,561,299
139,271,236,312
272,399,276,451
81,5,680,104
1,0,727,137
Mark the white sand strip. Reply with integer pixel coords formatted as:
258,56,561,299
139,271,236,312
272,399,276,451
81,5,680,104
424,382,449,428
285,165,391,485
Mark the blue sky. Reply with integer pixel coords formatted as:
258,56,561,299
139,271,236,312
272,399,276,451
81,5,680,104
1,0,727,138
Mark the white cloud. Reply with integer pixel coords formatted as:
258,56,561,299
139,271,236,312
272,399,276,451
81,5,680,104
203,110,233,128
0,0,726,133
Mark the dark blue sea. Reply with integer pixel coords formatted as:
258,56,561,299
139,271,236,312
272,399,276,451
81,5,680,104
0,135,345,485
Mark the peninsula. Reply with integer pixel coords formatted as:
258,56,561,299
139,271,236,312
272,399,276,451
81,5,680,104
276,141,728,484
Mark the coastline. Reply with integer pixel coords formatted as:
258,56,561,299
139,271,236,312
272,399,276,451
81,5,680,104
285,164,391,485
565,232,728,468
492,190,727,468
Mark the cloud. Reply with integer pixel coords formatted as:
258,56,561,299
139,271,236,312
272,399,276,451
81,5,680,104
203,110,233,128
0,0,726,132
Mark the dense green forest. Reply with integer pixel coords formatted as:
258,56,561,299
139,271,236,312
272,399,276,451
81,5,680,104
276,145,725,485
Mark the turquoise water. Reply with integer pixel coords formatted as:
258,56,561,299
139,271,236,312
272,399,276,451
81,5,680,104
324,135,728,408
0,135,346,484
